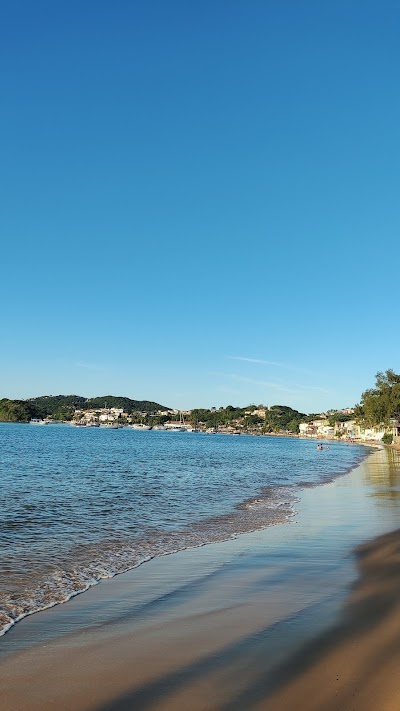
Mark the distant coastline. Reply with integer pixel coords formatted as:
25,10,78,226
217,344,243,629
2,369,400,446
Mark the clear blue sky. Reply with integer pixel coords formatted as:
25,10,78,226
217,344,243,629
1,1,399,412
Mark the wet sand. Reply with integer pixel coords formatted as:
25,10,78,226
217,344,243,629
260,527,400,711
1,447,400,710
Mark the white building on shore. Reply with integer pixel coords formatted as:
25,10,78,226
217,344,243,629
299,418,389,442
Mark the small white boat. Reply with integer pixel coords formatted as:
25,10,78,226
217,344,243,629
130,424,152,431
165,412,190,432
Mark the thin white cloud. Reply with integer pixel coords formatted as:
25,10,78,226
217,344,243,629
228,356,312,374
216,386,241,395
229,356,288,366
230,374,282,388
301,384,332,394
229,374,302,394
75,361,106,373
213,372,332,397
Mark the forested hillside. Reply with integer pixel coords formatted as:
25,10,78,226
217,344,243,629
27,395,169,420
189,404,307,432
355,369,400,425
0,399,36,422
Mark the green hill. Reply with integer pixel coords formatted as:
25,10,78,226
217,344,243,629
0,399,37,422
189,404,307,433
27,394,170,420
264,405,307,433
84,396,169,414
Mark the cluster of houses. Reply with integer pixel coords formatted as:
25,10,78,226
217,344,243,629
47,405,400,444
299,413,400,444
72,408,126,424
71,408,171,425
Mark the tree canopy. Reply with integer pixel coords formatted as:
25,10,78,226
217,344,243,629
27,394,170,419
263,405,306,434
189,404,306,433
327,412,353,427
0,399,36,422
355,369,400,426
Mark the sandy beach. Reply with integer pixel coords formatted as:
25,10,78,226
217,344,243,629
1,446,400,711
260,526,400,710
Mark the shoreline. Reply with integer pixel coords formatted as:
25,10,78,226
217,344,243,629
0,438,369,639
1,447,400,709
258,526,400,710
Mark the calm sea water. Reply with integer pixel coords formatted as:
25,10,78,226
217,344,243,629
0,423,368,636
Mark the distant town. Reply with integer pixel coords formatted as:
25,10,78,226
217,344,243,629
35,406,400,444
1,397,398,445
1,369,400,445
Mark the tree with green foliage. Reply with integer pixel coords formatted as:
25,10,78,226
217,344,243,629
286,418,301,433
243,415,263,429
0,399,36,422
27,394,170,418
263,405,306,433
189,406,248,427
327,412,353,427
355,369,400,426
27,395,86,419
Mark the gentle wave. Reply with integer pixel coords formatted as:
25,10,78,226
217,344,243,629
0,425,371,637
0,485,296,635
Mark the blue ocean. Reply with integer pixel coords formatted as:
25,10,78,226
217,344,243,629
0,424,368,635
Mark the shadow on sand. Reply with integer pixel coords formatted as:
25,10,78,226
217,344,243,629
94,529,400,710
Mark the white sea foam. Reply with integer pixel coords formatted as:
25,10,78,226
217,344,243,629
0,491,296,636
0,425,371,637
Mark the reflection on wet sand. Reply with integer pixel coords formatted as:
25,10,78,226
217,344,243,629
256,526,400,711
363,447,400,502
